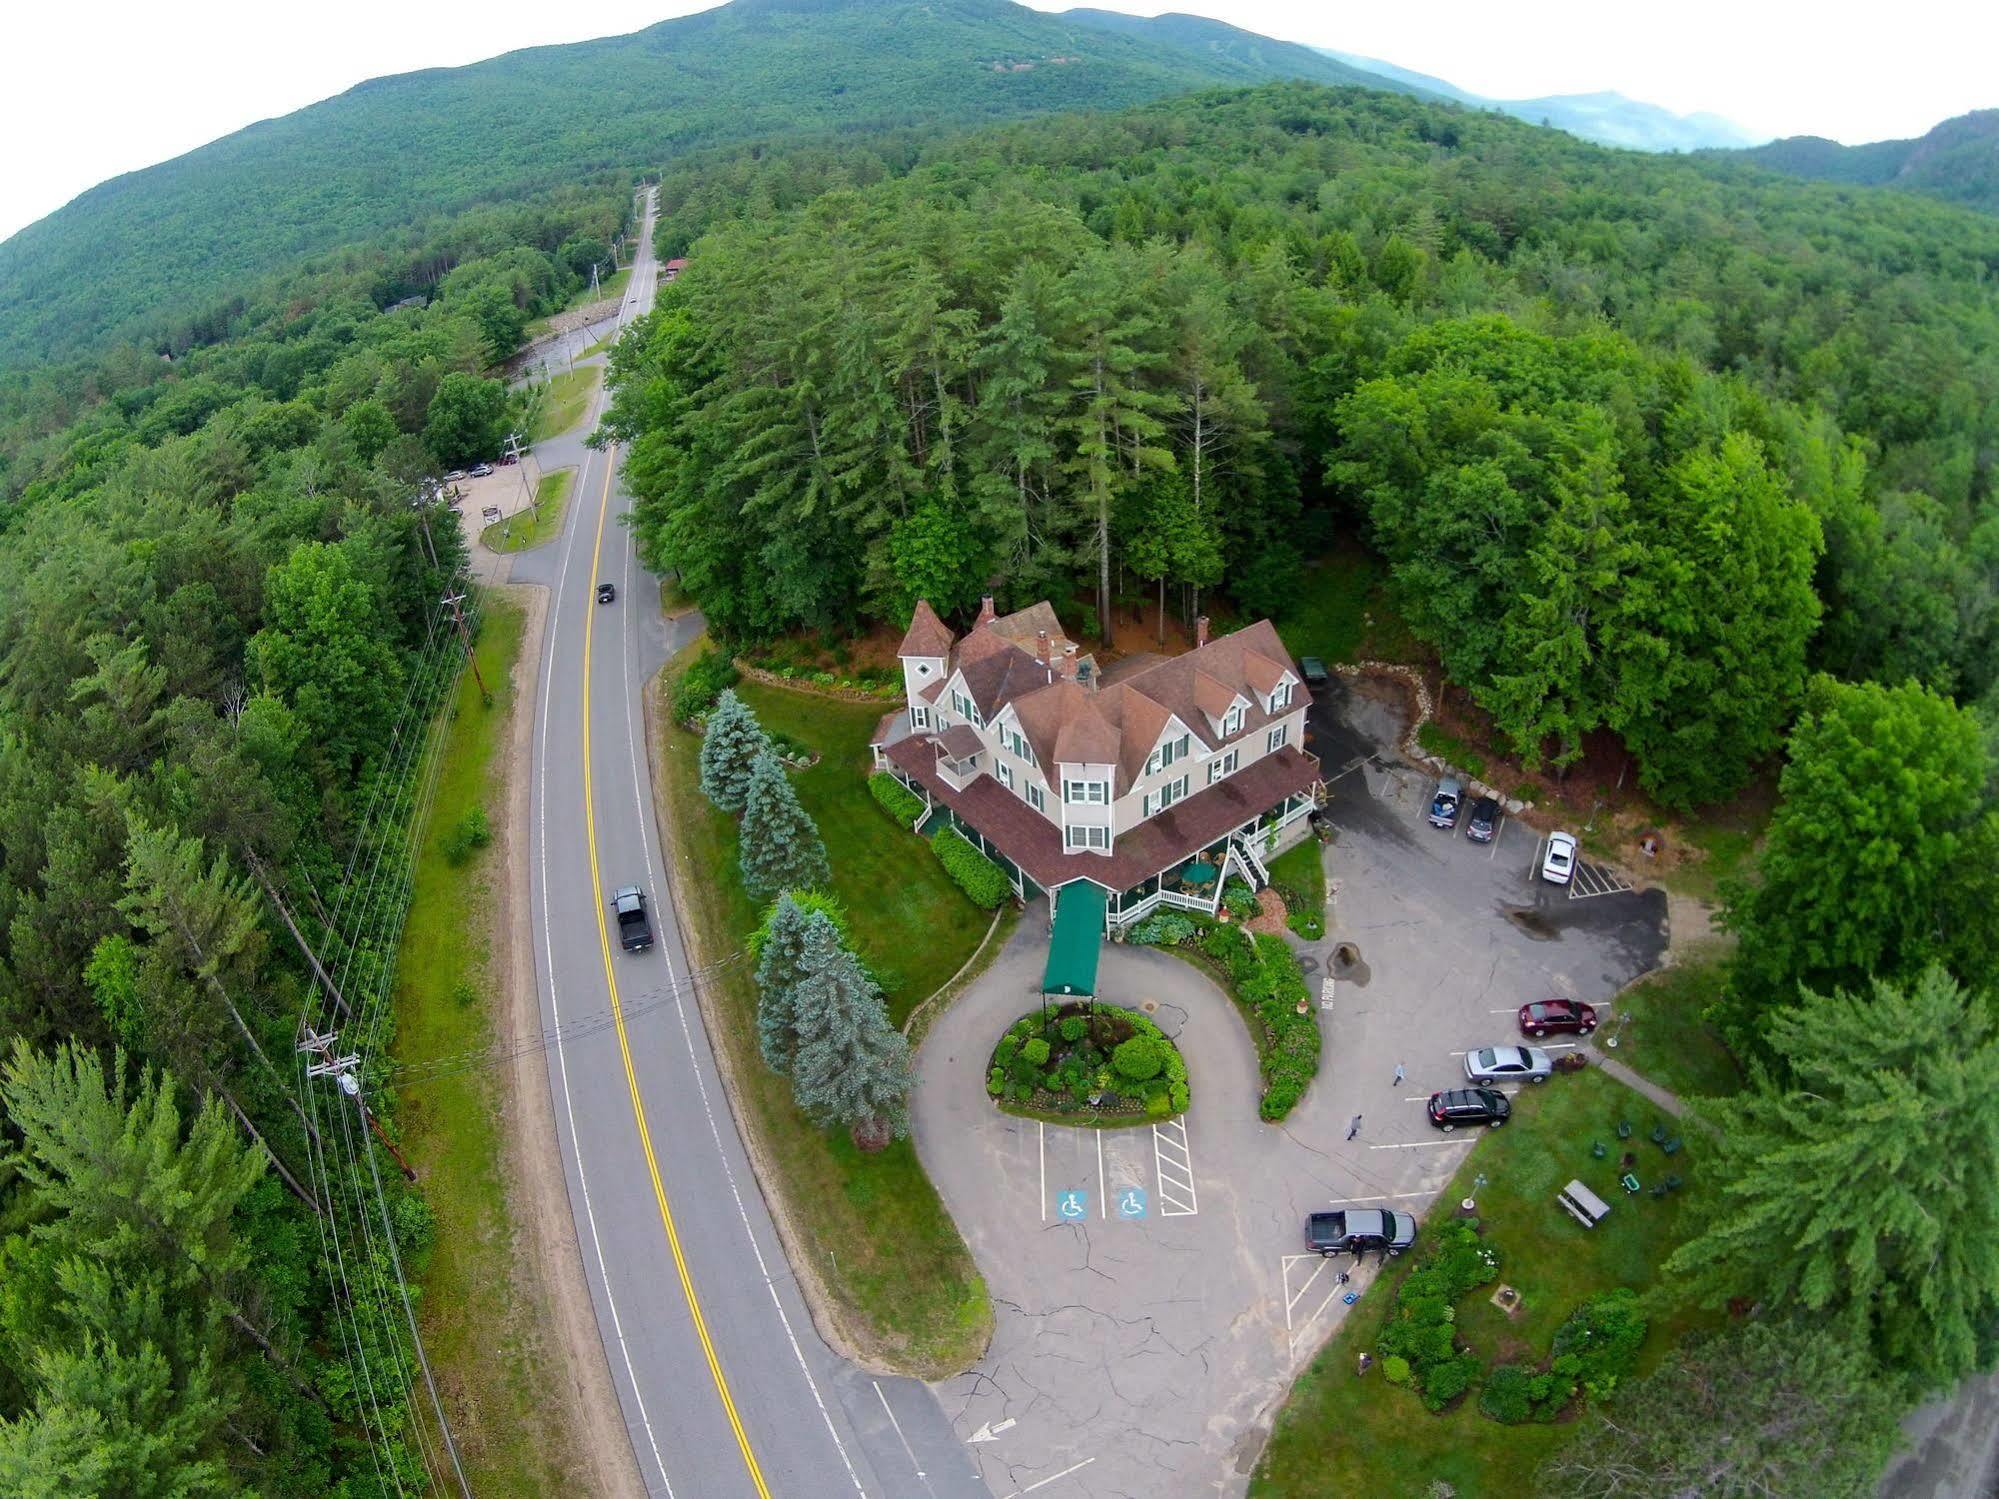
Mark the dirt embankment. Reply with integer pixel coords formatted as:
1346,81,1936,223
492,583,645,1499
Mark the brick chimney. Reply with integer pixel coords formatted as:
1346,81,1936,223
1195,615,1210,650
1037,629,1052,678
976,595,997,629
1059,643,1079,682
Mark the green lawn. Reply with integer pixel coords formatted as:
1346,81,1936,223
1255,1068,1719,1497
1607,946,1744,1101
1277,545,1420,667
526,366,599,443
481,467,573,553
656,655,992,1372
389,599,584,1495
1266,838,1326,939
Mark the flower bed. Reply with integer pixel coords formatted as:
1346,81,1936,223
986,1002,1189,1125
1377,1218,1501,1412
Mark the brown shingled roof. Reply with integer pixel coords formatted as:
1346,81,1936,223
898,600,955,659
886,733,1320,892
936,724,983,760
1051,691,1120,764
1192,670,1240,725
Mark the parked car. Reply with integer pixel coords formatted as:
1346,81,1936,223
1518,998,1598,1038
1299,655,1329,685
1464,1044,1554,1085
611,886,653,952
597,581,617,604
1305,1208,1416,1258
1541,830,1578,885
1428,1087,1511,1131
443,469,468,483
1428,775,1463,829
1465,796,1501,843
469,462,495,478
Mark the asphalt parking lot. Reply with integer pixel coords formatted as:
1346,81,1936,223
910,674,1670,1499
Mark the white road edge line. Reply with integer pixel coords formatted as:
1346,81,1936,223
872,1381,930,1490
536,352,674,1498
1039,1121,1046,1222
609,267,867,1494
1369,1138,1480,1150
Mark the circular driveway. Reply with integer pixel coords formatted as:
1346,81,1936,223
915,917,1393,1499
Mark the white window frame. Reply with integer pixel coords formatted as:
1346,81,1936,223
1267,723,1289,753
1222,704,1244,737
1269,681,1293,713
1208,749,1238,784
997,762,1015,791
1144,776,1190,818
1065,824,1110,850
1063,778,1108,804
1027,782,1045,812
911,705,929,730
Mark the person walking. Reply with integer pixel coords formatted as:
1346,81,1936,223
1393,1063,1406,1087
1346,1114,1363,1141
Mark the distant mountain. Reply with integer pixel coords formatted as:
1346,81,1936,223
1730,110,1999,215
0,0,1425,369
1060,11,1436,97
1318,50,1762,152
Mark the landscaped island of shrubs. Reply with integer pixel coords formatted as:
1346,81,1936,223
1129,913,1320,1121
987,1003,1190,1125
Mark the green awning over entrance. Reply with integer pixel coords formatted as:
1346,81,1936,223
1043,881,1108,998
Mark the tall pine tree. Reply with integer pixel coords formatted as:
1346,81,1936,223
698,689,770,814
787,921,912,1150
738,750,830,901
753,895,818,1074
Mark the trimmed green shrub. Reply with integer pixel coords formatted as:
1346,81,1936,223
1059,1016,1087,1043
1022,1037,1050,1067
1128,911,1198,946
1169,1082,1189,1111
1112,1035,1164,1082
439,806,491,865
931,827,1010,909
1222,880,1258,920
1382,1355,1412,1386
1145,1092,1172,1119
986,1068,1005,1097
672,647,739,721
995,1037,1019,1067
1478,1364,1534,1424
1377,1221,1500,1408
868,771,926,825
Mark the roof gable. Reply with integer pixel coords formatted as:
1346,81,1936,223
898,600,955,659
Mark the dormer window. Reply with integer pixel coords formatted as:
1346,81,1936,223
1222,704,1245,737
1269,681,1293,713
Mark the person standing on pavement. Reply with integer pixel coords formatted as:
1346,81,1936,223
1346,1114,1363,1141
1393,1063,1405,1087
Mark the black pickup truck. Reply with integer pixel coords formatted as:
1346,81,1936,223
611,886,653,952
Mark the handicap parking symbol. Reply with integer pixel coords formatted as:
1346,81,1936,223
1117,1187,1148,1220
1056,1189,1087,1221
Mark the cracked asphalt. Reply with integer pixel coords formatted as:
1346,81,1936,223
911,674,1670,1498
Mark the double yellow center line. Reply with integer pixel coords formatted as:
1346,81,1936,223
579,440,771,1497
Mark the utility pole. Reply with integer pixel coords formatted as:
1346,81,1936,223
301,1032,416,1184
590,261,601,300
505,431,534,522
444,591,491,705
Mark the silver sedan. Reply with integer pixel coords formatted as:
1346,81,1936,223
1463,1044,1554,1085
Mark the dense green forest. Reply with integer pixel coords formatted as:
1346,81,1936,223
607,82,1999,809
0,182,622,1491
0,0,1436,369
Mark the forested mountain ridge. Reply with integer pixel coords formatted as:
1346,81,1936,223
1060,11,1436,97
1727,110,1999,214
610,82,1999,811
0,0,1423,370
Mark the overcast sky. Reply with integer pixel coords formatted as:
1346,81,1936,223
4,0,1993,244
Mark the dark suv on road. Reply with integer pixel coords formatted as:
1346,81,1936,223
1427,1087,1511,1131
611,886,653,952
1306,1208,1417,1257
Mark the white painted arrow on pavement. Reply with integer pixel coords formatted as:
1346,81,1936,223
970,1418,1017,1443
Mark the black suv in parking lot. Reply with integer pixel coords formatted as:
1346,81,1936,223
1306,1208,1417,1257
1427,1087,1511,1131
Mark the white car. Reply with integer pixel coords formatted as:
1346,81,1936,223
1541,830,1578,885
1464,1045,1554,1085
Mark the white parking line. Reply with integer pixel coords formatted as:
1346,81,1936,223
1095,1130,1105,1219
1370,1138,1480,1150
1002,1458,1097,1497
1038,1121,1045,1223
1151,1120,1199,1216
1344,1191,1437,1203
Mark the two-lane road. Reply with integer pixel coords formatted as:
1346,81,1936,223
518,188,984,1499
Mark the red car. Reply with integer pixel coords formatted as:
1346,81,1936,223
1518,998,1597,1038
